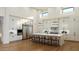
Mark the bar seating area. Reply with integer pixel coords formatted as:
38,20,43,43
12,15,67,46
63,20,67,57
31,33,64,46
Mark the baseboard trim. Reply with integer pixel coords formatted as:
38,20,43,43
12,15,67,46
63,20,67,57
65,40,79,43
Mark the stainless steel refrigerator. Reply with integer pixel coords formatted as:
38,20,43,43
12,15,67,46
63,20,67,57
22,24,33,40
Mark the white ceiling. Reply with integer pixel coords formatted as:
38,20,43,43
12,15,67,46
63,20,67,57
31,7,48,11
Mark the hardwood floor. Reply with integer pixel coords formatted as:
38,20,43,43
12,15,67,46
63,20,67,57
0,39,79,51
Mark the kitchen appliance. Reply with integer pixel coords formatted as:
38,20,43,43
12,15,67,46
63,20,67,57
22,24,33,40
17,29,23,35
50,27,59,34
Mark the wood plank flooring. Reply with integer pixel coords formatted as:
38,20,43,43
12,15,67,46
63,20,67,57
0,39,79,51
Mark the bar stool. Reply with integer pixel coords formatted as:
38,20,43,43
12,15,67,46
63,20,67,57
32,35,35,42
49,36,52,45
43,35,45,44
47,36,52,45
43,36,45,44
33,35,37,42
39,35,45,44
57,37,60,46
44,36,49,45
51,36,56,45
35,35,39,43
39,35,42,43
53,37,58,46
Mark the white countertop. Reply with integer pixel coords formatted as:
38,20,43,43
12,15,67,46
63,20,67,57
32,33,63,36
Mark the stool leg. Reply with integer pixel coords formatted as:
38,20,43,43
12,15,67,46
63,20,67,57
44,37,46,44
39,36,40,43
51,39,52,45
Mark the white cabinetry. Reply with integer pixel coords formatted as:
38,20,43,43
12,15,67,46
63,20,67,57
9,15,22,42
50,19,59,27
36,20,44,33
43,20,50,32
60,16,79,41
41,19,59,33
74,18,79,41
9,16,17,41
61,17,74,40
42,16,79,41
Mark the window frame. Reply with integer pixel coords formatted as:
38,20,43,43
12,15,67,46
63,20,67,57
62,7,74,14
40,12,48,18
42,12,48,16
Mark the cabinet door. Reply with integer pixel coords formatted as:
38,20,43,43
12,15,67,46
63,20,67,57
67,18,74,40
74,18,79,41
62,17,74,40
9,16,19,41
9,16,18,30
43,20,49,31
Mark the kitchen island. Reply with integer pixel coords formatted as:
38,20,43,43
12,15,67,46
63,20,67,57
31,33,64,46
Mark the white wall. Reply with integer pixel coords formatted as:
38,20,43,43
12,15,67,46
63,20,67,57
0,20,2,33
0,21,1,41
33,11,40,33
0,7,5,16
48,7,61,18
0,16,3,35
0,8,5,40
0,8,5,39
7,7,34,18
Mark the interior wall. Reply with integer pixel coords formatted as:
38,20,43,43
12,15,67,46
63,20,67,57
33,11,40,33
7,7,34,18
0,16,3,42
48,7,61,18
0,20,1,41
0,8,5,39
0,20,2,34
0,7,5,16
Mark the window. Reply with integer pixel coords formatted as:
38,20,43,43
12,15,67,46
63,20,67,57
42,12,48,16
62,7,74,14
40,12,48,18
